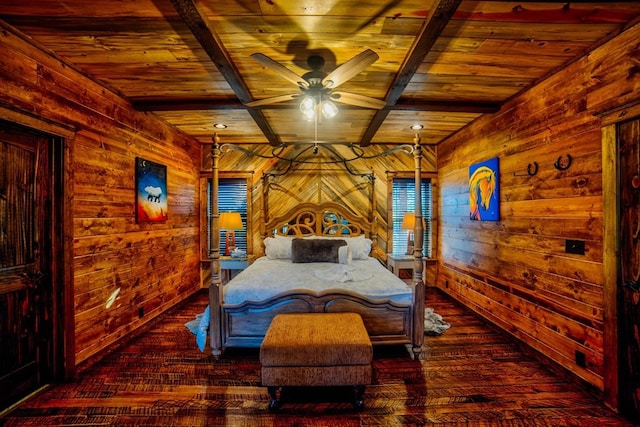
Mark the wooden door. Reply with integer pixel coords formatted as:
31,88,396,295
0,124,56,409
618,117,640,422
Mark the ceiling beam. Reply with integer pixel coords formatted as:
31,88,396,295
359,0,463,146
392,99,499,113
169,0,281,145
132,97,244,111
132,97,499,114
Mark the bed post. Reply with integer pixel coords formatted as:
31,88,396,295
412,134,425,359
262,174,270,237
209,135,224,359
369,169,378,255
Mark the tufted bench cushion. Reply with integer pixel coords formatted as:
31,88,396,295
260,312,372,410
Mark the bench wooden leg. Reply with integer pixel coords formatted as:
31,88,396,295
267,386,280,411
353,385,365,411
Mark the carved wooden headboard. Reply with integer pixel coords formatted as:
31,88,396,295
263,202,375,240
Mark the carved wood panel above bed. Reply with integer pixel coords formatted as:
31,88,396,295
264,201,375,240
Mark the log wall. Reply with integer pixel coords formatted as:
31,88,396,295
436,22,640,390
0,22,202,366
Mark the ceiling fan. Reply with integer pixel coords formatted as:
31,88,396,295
245,49,387,115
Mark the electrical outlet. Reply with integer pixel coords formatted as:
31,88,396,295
138,307,144,318
445,280,449,288
565,239,585,255
575,350,586,368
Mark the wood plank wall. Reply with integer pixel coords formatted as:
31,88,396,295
0,22,202,367
436,22,640,391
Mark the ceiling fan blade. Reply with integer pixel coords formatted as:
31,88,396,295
331,91,387,109
245,93,299,108
251,53,309,89
321,49,379,89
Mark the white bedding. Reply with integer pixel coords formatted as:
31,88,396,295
222,256,413,305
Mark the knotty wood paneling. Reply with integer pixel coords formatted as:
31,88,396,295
436,22,640,392
0,22,202,367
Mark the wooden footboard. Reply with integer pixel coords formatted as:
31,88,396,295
213,289,414,353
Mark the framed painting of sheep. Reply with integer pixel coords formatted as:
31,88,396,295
135,157,168,223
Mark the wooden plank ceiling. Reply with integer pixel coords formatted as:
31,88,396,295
1,1,639,146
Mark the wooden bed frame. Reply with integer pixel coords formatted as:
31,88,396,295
207,142,425,360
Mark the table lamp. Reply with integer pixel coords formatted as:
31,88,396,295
401,212,416,255
219,212,243,256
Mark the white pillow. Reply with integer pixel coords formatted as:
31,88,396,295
264,236,294,259
345,235,372,259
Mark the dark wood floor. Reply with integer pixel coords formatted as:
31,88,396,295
0,287,635,426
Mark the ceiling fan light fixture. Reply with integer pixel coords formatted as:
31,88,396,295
300,95,316,120
321,100,338,118
410,124,424,130
250,49,384,123
300,95,316,111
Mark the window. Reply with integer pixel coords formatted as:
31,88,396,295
392,178,432,258
207,178,247,255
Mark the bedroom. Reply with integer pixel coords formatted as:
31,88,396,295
1,0,640,423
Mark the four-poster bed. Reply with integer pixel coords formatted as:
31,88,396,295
207,140,425,359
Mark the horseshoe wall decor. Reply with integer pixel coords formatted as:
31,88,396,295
513,161,538,177
554,154,572,171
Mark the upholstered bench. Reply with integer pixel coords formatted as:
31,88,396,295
260,312,373,410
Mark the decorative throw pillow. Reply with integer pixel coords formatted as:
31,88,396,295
291,238,347,263
304,234,372,259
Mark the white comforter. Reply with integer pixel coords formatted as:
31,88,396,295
222,256,413,305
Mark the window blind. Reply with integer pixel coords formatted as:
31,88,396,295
207,178,247,254
392,178,432,257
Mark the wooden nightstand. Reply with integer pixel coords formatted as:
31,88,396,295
387,255,436,285
220,256,248,283
386,254,414,278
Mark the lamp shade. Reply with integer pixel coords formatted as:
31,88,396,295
402,212,425,230
219,212,243,230
401,212,415,230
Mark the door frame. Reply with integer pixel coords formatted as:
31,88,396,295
601,100,640,412
0,105,76,382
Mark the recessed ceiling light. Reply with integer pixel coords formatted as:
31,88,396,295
213,123,227,129
410,124,424,130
